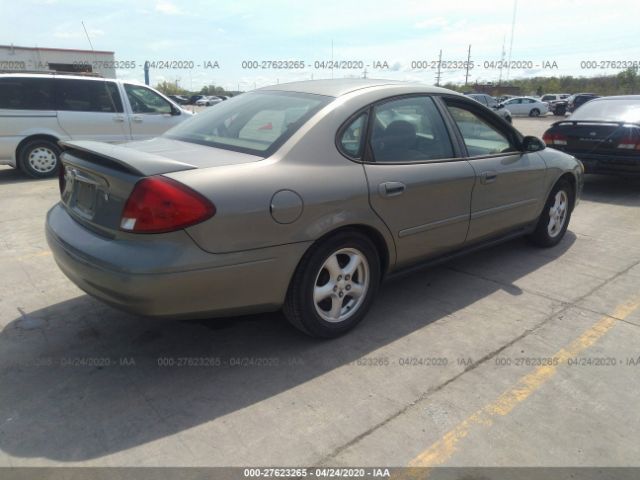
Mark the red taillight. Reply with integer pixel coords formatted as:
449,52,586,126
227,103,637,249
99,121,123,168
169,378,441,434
542,131,568,146
120,176,216,233
58,163,66,195
616,136,640,150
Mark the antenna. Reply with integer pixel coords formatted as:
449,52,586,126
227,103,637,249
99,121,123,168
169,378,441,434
435,50,442,86
81,21,128,138
81,21,95,51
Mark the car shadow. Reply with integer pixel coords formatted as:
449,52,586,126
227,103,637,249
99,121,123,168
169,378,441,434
0,167,53,185
0,234,576,462
582,174,640,206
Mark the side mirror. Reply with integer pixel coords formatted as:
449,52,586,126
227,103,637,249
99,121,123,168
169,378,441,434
522,135,546,152
170,106,182,116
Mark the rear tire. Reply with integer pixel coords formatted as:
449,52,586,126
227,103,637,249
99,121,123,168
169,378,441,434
528,179,574,248
284,231,381,338
19,139,61,178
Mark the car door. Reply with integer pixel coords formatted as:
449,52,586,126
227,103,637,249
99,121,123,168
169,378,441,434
349,95,475,268
123,83,184,139
442,97,547,243
504,98,524,115
55,79,131,142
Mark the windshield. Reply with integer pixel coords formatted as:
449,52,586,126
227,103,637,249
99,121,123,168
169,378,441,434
570,99,640,123
165,91,331,156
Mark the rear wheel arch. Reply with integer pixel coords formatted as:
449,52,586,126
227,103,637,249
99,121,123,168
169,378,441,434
306,224,391,278
284,225,386,337
15,134,61,170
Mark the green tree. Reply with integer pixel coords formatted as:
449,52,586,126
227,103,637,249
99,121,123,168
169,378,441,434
154,81,188,96
617,67,639,94
200,84,228,96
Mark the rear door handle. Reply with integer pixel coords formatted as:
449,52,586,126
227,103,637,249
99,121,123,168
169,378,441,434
379,181,406,197
113,115,125,123
481,171,498,184
132,115,143,123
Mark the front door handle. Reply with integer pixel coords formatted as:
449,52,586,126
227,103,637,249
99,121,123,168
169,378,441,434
481,171,498,184
113,115,125,123
132,115,143,123
379,181,406,197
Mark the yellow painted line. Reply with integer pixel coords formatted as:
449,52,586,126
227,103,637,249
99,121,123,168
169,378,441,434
17,250,52,260
408,298,640,469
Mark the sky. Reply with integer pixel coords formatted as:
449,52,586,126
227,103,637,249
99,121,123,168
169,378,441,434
1,0,639,91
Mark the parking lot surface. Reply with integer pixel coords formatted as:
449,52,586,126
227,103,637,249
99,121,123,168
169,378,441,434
1,116,639,467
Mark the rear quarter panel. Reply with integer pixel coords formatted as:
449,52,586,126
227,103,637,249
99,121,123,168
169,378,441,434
169,89,405,264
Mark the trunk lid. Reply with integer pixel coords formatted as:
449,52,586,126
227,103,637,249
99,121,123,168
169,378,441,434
58,138,260,235
553,121,640,154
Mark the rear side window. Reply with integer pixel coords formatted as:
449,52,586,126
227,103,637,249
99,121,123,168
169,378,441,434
339,113,367,158
56,79,123,113
0,77,55,110
370,96,454,162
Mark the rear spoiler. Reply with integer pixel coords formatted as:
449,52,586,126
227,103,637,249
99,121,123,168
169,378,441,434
59,140,197,176
550,120,640,128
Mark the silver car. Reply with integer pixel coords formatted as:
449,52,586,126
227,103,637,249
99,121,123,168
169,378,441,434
0,73,192,178
46,79,583,338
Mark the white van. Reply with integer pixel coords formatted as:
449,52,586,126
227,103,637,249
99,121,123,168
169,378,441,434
0,73,193,177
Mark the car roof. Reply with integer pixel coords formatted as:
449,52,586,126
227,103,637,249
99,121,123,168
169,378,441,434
258,78,454,97
589,95,640,102
0,72,113,82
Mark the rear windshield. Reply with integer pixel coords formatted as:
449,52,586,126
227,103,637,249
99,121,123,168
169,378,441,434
165,91,332,156
571,99,640,123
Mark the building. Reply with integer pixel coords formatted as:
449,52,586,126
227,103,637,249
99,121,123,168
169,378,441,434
0,44,116,78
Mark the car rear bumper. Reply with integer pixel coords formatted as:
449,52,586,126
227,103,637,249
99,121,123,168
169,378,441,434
572,152,640,176
46,203,310,318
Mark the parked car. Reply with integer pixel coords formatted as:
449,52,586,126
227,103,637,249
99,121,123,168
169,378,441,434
0,73,192,178
566,93,601,113
47,79,582,338
195,96,223,107
501,96,549,116
543,95,640,175
168,95,190,105
465,93,512,123
188,95,206,105
541,93,570,104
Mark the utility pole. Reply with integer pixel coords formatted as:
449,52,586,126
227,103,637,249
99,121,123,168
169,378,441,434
506,0,518,81
464,44,471,86
331,39,334,80
498,35,506,85
435,49,442,86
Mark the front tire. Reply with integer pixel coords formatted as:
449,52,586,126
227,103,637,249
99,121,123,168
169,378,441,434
284,231,381,338
528,179,573,248
19,139,61,178
529,108,541,117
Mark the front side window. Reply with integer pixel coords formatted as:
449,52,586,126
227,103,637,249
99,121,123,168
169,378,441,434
165,91,330,155
446,104,514,156
56,79,123,113
339,113,367,158
369,96,453,162
0,77,54,110
125,84,172,114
